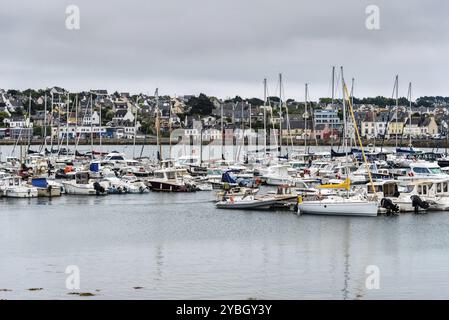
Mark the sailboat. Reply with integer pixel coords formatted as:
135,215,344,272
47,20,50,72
297,68,379,217
296,178,378,216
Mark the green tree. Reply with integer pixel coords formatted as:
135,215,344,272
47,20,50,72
0,111,9,127
187,93,214,116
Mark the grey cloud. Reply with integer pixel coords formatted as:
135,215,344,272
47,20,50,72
0,0,448,100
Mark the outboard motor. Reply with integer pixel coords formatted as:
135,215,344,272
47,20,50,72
380,198,399,215
93,181,106,195
410,195,429,213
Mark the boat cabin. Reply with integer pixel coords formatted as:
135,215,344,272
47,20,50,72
367,180,401,197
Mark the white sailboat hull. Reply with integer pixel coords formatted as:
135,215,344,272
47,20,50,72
298,199,378,217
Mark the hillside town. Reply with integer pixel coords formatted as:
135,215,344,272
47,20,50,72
0,87,448,144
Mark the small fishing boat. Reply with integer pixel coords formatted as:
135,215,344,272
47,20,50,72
147,168,196,192
62,172,108,196
0,176,38,198
30,177,62,197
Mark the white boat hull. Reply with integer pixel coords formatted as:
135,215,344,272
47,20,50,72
62,182,105,195
297,199,378,217
3,187,38,198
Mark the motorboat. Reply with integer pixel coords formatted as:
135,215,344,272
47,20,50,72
62,172,108,196
147,168,196,192
215,194,279,210
30,177,62,197
0,176,38,198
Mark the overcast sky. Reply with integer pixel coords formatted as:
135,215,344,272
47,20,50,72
0,0,448,100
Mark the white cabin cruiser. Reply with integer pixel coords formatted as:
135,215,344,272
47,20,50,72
0,176,38,198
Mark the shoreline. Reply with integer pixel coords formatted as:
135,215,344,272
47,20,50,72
0,138,447,149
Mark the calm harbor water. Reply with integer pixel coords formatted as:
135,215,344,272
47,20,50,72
2,144,449,299
2,190,449,299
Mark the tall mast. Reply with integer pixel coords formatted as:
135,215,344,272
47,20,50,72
43,93,47,150
279,73,283,156
99,95,102,153
408,82,412,147
394,75,399,148
263,78,267,152
350,78,355,149
249,103,252,132
220,100,224,160
90,94,93,157
27,92,32,150
331,66,335,149
50,92,54,152
304,83,308,150
57,95,61,155
341,66,350,198
155,88,161,163
133,96,138,159
168,98,172,157
341,67,348,165
74,94,78,159
66,93,69,154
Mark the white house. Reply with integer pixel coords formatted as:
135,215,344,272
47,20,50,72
82,111,100,126
52,126,106,139
4,117,33,128
113,109,135,123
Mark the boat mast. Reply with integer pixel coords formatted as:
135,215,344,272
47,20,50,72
74,94,78,159
221,100,224,160
50,92,54,152
341,67,349,197
394,75,399,149
66,92,69,155
155,88,162,163
304,83,308,151
372,103,376,149
57,95,61,156
278,73,283,157
90,93,93,157
408,82,412,147
168,98,173,158
331,66,335,149
350,78,355,150
343,75,376,197
133,96,138,159
99,94,102,153
263,78,267,153
27,92,32,150
43,93,47,150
